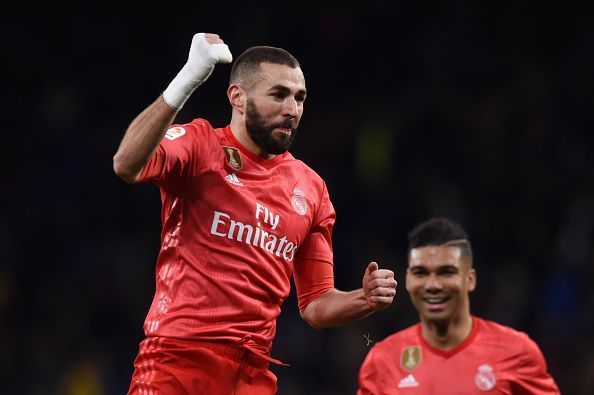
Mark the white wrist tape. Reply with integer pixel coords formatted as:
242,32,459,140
163,33,233,110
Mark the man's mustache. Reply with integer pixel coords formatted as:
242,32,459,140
272,119,296,130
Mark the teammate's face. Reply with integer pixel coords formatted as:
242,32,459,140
406,246,476,324
244,63,306,155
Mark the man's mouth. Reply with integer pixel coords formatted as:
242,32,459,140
422,296,449,310
276,127,292,136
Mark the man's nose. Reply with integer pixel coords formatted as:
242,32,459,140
424,274,442,290
283,98,298,117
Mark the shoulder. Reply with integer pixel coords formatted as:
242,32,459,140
476,317,545,361
160,118,216,144
284,155,326,184
477,317,532,343
360,324,420,374
190,118,221,139
281,156,331,212
186,118,215,131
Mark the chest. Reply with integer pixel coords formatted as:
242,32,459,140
185,154,317,248
388,347,517,394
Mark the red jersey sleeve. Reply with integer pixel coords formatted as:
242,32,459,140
510,335,560,394
357,346,399,395
138,121,207,188
293,182,336,309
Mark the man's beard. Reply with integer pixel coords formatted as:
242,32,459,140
245,99,298,155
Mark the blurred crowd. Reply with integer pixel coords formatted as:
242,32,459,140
2,3,592,394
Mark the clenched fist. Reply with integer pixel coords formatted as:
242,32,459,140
362,262,397,310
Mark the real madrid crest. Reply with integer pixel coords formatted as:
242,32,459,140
475,364,496,391
223,146,243,170
291,187,308,216
401,345,422,372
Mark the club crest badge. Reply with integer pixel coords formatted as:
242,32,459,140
401,346,421,372
291,187,307,216
164,126,186,140
475,364,497,391
223,146,243,170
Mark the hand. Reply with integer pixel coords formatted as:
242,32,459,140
185,33,233,84
362,262,397,311
163,32,233,109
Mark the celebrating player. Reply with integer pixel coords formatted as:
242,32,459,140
357,218,559,394
113,32,397,394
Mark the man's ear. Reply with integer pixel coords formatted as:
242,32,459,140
405,267,412,292
227,84,245,113
467,268,477,293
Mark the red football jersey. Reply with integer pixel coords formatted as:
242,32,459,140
358,316,560,394
137,119,336,355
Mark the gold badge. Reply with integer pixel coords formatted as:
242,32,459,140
401,346,421,372
223,146,243,170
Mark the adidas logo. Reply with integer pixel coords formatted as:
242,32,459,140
225,172,243,186
398,374,419,388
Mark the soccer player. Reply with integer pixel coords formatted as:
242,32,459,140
357,218,559,394
113,32,397,395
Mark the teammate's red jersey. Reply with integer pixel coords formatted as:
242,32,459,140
137,118,335,356
358,316,560,395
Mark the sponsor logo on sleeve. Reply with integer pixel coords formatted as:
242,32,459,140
401,345,422,372
164,126,186,140
223,146,243,170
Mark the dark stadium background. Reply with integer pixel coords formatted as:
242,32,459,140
2,2,593,394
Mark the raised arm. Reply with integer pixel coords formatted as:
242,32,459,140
113,33,232,183
300,262,397,329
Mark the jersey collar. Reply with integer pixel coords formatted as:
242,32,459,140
417,316,480,358
224,125,288,169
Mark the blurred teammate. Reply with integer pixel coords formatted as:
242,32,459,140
358,218,559,394
113,32,397,395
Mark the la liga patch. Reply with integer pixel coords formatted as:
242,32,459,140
165,126,186,140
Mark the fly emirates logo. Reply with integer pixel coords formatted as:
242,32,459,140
210,202,299,262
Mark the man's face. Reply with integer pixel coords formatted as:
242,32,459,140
244,63,306,155
406,245,476,324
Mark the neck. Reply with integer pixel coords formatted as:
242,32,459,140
420,313,473,351
229,114,275,160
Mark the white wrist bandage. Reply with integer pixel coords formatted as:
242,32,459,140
163,33,233,110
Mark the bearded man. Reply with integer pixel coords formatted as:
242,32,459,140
113,32,397,395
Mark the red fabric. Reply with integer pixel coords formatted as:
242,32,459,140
127,337,277,395
136,119,335,354
358,316,560,394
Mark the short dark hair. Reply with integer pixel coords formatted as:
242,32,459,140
408,218,473,264
229,46,300,86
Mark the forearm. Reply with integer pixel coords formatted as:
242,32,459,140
113,95,177,183
299,262,397,329
300,288,373,329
